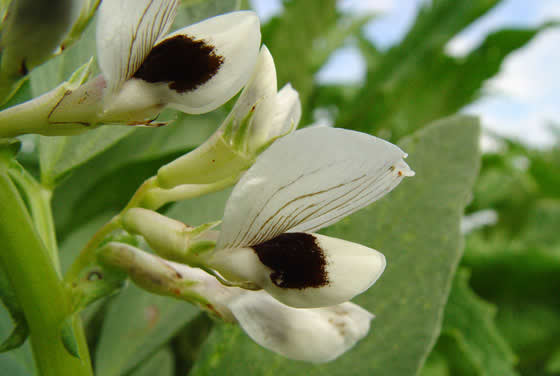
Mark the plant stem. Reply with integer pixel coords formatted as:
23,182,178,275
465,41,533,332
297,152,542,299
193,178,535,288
65,176,160,282
0,172,92,376
8,164,61,274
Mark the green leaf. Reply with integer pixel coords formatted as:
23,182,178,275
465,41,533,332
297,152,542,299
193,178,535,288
263,0,338,117
434,268,519,376
463,228,560,373
189,116,481,376
94,283,198,376
497,303,560,375
420,350,451,376
129,347,175,376
39,125,135,187
522,199,560,250
336,0,552,140
547,348,560,373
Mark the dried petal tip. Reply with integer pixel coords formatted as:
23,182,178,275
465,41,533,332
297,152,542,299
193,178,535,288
391,160,415,177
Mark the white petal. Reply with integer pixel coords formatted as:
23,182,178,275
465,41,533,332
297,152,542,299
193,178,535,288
217,127,414,249
97,0,178,91
134,11,261,114
230,45,278,131
229,291,373,363
208,233,385,308
249,83,301,152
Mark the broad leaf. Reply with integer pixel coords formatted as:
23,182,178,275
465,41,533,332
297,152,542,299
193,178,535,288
189,116,480,376
129,347,174,376
94,283,198,376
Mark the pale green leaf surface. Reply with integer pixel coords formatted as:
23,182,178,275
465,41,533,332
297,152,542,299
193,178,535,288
94,283,198,376
40,126,135,186
189,116,480,376
129,347,174,376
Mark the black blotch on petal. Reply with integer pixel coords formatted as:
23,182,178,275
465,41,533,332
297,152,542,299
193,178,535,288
133,35,223,93
252,233,329,289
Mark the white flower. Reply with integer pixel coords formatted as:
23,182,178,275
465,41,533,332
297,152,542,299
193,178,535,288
98,243,374,363
155,45,301,190
228,290,373,363
183,264,374,363
50,0,261,125
202,126,414,308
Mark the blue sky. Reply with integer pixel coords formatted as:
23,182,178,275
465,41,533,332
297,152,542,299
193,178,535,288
251,0,560,147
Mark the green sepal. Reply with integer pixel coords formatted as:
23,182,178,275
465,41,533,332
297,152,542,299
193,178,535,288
67,57,94,87
188,240,216,257
60,316,80,359
69,262,128,314
231,107,256,152
0,266,29,352
0,138,21,158
189,221,221,238
253,118,296,156
0,319,29,352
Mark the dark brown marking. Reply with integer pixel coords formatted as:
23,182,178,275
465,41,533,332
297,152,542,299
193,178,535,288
19,60,28,76
252,233,329,289
133,35,223,93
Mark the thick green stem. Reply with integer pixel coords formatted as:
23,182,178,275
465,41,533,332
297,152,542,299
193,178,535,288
8,165,61,274
0,171,92,376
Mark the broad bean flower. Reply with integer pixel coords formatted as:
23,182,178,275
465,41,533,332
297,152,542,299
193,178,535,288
201,127,414,308
98,242,374,363
50,0,261,125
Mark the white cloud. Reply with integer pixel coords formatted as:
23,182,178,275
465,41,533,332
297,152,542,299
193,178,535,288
315,46,366,84
250,0,283,22
488,28,560,103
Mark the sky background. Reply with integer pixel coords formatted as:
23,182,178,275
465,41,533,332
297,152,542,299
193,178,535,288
250,0,560,148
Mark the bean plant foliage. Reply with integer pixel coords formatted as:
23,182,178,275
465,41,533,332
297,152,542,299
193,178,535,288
0,0,554,375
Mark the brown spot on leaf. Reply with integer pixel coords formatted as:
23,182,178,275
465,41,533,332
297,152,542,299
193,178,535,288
252,233,329,289
133,34,223,93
